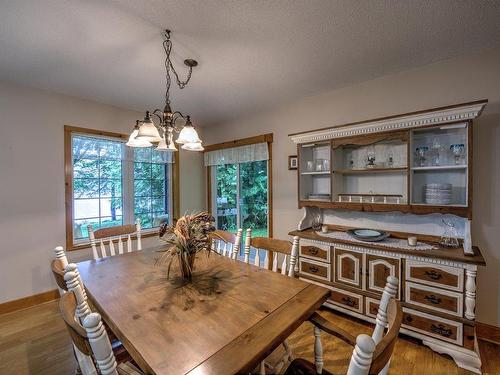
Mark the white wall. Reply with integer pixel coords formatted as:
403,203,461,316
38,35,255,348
204,46,500,326
0,81,204,303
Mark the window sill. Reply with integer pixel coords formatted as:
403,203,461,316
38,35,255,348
67,229,160,251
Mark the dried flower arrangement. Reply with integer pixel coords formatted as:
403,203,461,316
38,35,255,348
157,212,217,279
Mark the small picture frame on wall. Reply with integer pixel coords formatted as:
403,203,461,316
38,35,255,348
288,155,298,170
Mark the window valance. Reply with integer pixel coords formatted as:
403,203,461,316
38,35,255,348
204,142,269,166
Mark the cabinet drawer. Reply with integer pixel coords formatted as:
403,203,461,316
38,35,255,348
300,242,330,262
328,287,363,313
365,297,380,319
299,258,331,282
405,282,463,317
406,260,464,292
402,307,463,345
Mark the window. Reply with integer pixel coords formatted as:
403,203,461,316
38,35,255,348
205,134,273,242
65,126,176,249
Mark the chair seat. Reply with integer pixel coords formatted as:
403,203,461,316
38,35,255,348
117,361,143,375
284,358,333,375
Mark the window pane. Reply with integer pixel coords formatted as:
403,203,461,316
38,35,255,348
152,196,165,212
100,198,123,217
100,216,123,228
151,179,165,196
100,179,122,198
74,158,99,178
100,160,122,179
134,179,150,197
215,164,238,232
133,147,169,229
152,164,165,180
74,198,100,219
134,162,151,179
74,178,100,198
71,133,125,243
73,136,99,159
134,197,151,214
136,213,153,229
99,141,122,160
240,160,268,237
134,148,151,162
74,218,100,240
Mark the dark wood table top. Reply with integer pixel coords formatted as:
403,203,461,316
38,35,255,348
78,248,329,375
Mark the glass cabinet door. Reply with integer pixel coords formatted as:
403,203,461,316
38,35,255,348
410,123,468,206
299,142,331,202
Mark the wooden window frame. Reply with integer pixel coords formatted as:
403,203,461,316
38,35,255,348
205,133,273,237
64,125,180,251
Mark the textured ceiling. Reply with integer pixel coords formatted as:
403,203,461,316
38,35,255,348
1,0,500,127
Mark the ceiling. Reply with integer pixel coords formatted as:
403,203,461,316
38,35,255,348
1,0,500,127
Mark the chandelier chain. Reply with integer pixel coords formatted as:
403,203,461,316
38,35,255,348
163,31,193,107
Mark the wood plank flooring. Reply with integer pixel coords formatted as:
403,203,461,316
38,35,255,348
0,301,498,374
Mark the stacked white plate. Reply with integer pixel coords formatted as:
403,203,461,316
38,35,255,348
424,183,452,205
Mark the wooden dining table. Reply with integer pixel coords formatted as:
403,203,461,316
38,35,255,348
77,246,330,375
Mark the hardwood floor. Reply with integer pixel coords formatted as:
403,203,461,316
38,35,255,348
0,302,499,374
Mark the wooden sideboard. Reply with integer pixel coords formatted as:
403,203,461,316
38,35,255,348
290,228,486,374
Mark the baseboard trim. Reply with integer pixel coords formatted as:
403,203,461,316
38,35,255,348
0,289,59,315
476,321,500,345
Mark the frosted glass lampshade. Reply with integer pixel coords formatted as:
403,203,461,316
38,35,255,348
156,135,177,151
181,141,204,151
176,124,201,144
126,129,152,147
136,119,162,142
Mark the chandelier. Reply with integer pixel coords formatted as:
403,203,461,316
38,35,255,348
126,29,203,151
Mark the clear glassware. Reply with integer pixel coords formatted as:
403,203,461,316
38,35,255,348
450,144,465,165
431,138,441,166
311,212,322,231
345,150,354,169
415,146,428,167
440,219,460,248
366,146,376,168
385,149,394,167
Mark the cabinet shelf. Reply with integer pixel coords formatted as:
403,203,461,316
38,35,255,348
300,171,331,175
411,165,467,171
334,167,407,174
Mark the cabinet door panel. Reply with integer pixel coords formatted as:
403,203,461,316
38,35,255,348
334,248,362,289
365,254,400,298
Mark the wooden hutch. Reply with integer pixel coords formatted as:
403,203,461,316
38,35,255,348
288,100,487,374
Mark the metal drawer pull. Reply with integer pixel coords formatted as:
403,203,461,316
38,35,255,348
424,270,442,280
308,248,319,255
405,315,413,323
424,294,442,305
431,324,453,337
341,297,356,307
309,266,319,273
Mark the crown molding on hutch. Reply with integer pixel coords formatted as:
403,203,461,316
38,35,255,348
288,99,488,144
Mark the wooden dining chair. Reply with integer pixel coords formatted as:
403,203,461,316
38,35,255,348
243,229,299,276
243,230,300,374
284,277,401,375
60,291,143,375
211,229,243,259
88,219,142,260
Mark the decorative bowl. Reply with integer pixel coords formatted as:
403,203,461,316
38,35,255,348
347,228,390,242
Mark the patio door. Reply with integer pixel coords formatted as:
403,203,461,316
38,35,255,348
212,160,269,238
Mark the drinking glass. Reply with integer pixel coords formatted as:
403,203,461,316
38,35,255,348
450,144,465,165
415,146,428,167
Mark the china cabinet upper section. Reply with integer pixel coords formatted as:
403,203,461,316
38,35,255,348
290,100,487,218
